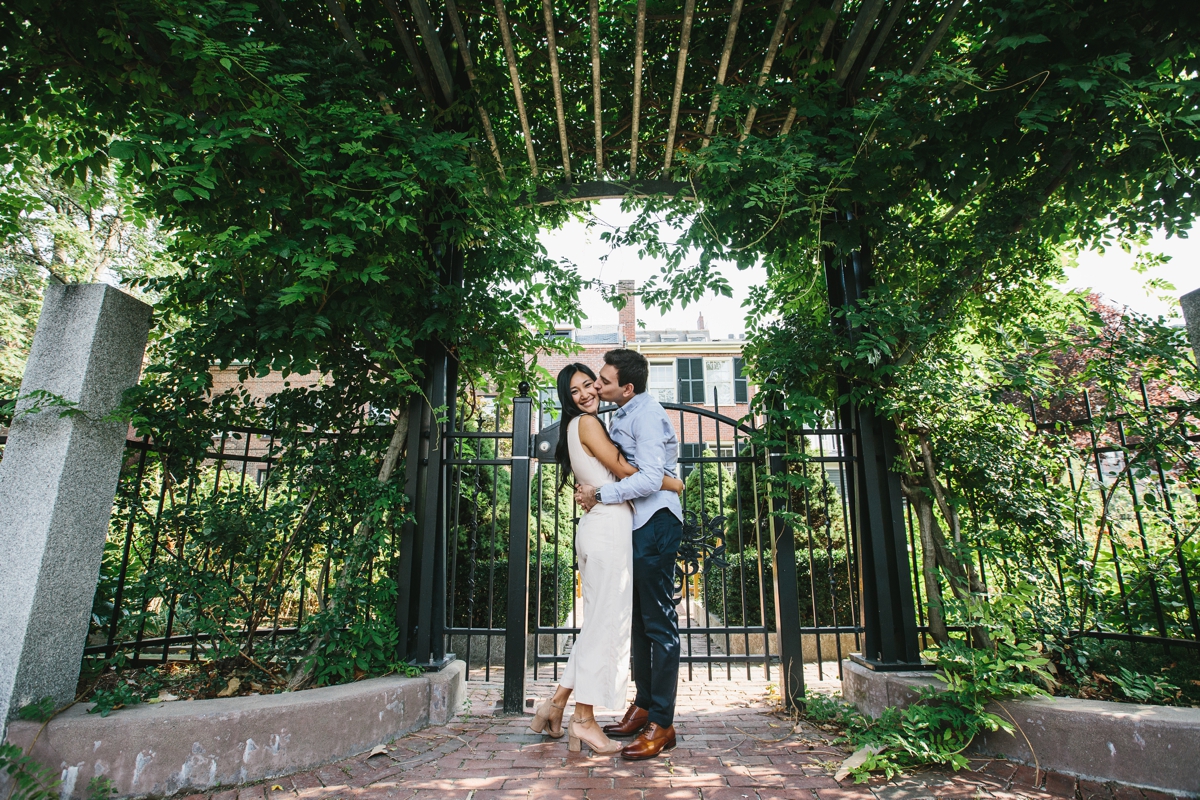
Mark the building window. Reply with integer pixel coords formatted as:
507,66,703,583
539,387,561,424
649,361,676,404
256,467,270,487
677,358,705,404
704,359,734,406
733,357,748,404
679,442,704,478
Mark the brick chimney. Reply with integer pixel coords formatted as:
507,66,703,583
696,311,705,330
618,280,636,344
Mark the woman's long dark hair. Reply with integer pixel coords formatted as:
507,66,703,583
554,362,597,492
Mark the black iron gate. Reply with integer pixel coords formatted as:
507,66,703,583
442,385,868,712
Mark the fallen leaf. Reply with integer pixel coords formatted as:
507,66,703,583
366,744,388,758
834,745,882,782
217,677,241,698
270,786,283,792
158,692,180,703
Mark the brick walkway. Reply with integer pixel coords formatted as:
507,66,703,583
186,666,1185,800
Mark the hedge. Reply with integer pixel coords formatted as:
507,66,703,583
452,546,574,629
703,547,856,631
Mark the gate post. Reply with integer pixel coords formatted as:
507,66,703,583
503,384,534,713
824,224,922,669
764,394,805,710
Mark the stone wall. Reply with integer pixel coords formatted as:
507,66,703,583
3,663,466,799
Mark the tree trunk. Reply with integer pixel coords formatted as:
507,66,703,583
902,475,949,645
286,404,410,690
899,431,993,650
242,491,319,657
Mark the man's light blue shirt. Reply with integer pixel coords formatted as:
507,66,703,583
598,392,683,529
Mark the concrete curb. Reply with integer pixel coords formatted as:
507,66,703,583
3,660,466,798
841,658,1200,796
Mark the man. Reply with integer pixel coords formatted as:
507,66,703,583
574,348,683,761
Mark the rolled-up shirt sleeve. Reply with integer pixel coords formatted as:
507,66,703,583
599,412,668,504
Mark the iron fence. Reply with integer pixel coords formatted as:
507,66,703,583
903,385,1200,651
65,423,396,666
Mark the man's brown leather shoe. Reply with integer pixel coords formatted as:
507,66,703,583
603,704,648,737
620,723,676,760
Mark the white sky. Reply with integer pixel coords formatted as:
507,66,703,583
538,199,1198,334
538,200,766,340
1065,229,1197,319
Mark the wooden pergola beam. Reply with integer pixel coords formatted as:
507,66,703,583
832,0,885,86
445,0,506,177
909,0,965,77
629,0,647,176
663,0,697,171
380,0,436,107
702,0,746,145
542,0,572,180
590,0,604,176
850,0,907,92
406,0,456,103
324,0,395,114
781,0,844,136
494,0,539,176
740,0,794,141
533,180,695,206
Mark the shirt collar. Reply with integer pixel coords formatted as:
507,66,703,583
614,391,650,419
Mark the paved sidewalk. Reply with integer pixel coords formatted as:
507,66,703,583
182,667,1186,800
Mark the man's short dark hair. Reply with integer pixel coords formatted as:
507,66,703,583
604,349,649,394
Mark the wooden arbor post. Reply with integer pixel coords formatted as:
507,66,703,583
823,220,924,669
395,343,453,668
395,243,462,670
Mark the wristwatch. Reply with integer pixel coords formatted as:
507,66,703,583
593,488,603,505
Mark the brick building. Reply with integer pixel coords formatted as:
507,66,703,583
535,281,757,466
204,280,757,476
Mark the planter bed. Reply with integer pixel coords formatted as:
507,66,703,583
841,657,1200,797
3,660,465,799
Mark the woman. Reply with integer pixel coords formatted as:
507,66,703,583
528,363,684,754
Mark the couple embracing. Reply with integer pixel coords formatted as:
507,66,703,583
528,349,684,760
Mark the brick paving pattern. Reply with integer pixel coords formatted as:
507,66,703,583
178,667,1187,800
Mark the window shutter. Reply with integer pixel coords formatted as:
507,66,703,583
676,358,704,403
680,442,702,478
734,357,748,404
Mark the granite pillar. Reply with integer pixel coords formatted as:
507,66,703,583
1182,287,1200,365
0,284,151,733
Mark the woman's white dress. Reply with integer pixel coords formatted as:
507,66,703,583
559,416,634,709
